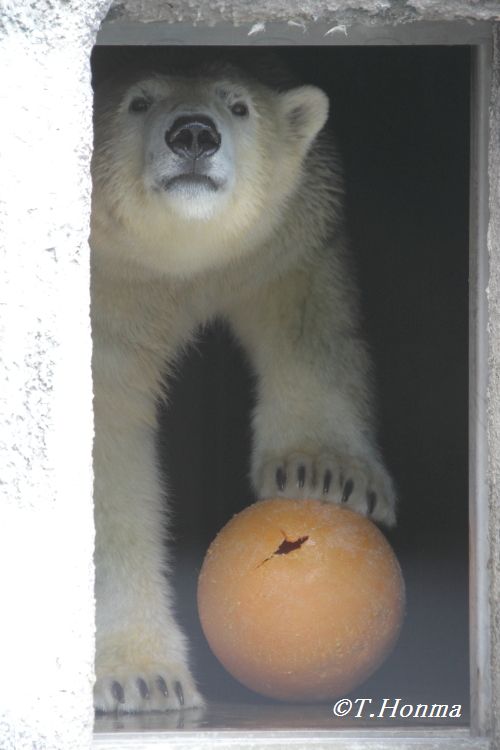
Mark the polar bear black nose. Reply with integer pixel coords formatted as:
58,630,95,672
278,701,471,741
165,115,221,159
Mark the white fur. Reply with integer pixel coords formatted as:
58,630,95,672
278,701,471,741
91,62,396,713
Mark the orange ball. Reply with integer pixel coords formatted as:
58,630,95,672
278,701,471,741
197,498,405,702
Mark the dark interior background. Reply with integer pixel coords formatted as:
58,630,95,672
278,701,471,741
93,45,470,720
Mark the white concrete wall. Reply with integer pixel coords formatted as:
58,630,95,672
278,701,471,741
0,2,499,749
486,23,500,750
0,3,108,749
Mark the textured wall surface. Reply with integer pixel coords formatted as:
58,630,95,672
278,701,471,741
104,0,500,26
0,2,108,749
487,24,500,750
1,1,499,749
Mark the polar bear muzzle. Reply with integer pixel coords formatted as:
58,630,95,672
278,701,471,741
165,115,221,160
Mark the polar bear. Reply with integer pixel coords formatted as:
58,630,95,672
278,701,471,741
90,50,396,713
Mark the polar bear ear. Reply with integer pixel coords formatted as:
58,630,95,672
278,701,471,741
280,85,329,149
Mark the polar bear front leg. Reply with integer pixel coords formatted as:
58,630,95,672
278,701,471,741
227,267,397,527
93,392,204,713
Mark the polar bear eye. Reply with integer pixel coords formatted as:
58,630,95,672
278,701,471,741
129,97,151,114
230,102,249,117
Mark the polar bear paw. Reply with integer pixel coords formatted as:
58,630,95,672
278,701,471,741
256,451,396,526
94,662,205,714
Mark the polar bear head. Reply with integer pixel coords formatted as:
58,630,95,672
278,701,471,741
91,56,330,277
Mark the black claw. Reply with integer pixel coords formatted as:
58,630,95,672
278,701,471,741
276,466,286,491
137,678,150,700
156,676,169,697
297,465,306,488
111,681,125,704
341,478,354,503
174,680,184,706
367,491,377,515
323,469,332,494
